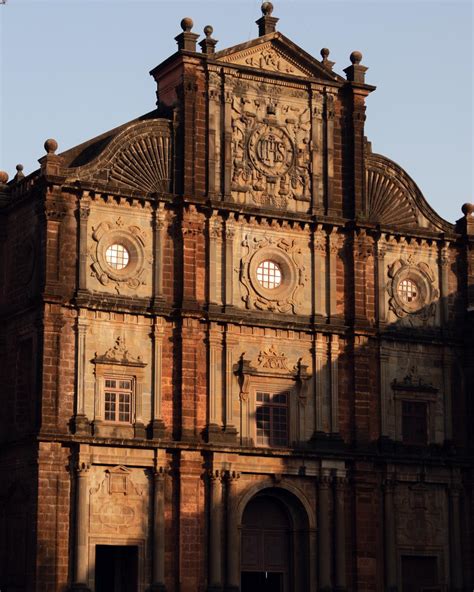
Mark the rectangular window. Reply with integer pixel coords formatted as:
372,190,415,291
402,400,427,444
104,378,132,423
256,391,288,447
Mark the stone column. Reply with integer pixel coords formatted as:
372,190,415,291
383,479,397,592
334,475,348,591
310,90,324,215
71,462,91,591
376,238,387,324
438,241,450,325
328,229,339,320
226,470,240,592
223,76,233,199
312,225,327,319
78,198,90,292
150,467,166,592
449,483,463,591
208,324,224,440
330,334,339,434
318,470,332,591
314,333,326,434
207,71,222,198
224,331,237,440
325,93,336,216
74,313,90,434
208,213,223,306
208,470,223,591
152,203,166,306
224,217,235,309
151,317,166,438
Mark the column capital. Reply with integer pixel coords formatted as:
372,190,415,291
75,461,91,476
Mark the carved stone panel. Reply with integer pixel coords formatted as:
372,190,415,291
89,465,150,538
229,79,311,212
87,206,153,298
395,483,447,549
238,232,309,314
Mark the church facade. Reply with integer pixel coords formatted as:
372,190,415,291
0,4,473,591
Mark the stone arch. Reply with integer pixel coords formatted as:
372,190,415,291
235,477,316,529
236,480,316,592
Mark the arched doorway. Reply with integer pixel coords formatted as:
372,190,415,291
240,488,309,592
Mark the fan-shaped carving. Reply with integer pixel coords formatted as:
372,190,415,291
109,135,170,193
366,167,417,227
365,153,453,232
65,119,172,194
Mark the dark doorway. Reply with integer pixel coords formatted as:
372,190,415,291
401,555,439,592
241,495,290,592
242,571,283,591
95,545,138,592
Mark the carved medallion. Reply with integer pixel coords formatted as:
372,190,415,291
248,124,294,177
387,258,438,324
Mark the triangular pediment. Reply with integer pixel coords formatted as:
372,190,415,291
214,33,343,83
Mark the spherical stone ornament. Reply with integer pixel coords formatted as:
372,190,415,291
0,171,9,184
44,138,58,154
16,164,24,173
350,50,363,65
180,17,194,32
204,25,213,38
320,48,330,59
261,2,274,16
461,203,474,216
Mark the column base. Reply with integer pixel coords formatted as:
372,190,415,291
69,584,92,592
150,419,167,439
72,414,91,435
134,422,147,439
148,584,166,592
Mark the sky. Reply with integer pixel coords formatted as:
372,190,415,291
0,0,472,223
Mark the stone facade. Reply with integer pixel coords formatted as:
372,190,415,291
0,4,473,592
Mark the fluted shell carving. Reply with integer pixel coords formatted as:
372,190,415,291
109,135,170,193
366,166,417,227
66,119,172,194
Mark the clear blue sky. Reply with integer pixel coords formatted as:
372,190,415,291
1,0,472,223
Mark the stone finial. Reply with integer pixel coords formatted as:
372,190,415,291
44,138,58,154
350,50,363,65
461,203,474,216
256,1,278,36
175,17,199,52
0,171,8,185
14,164,25,182
199,25,218,54
320,48,335,70
180,17,193,32
343,50,368,83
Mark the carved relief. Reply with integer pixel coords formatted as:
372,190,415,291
93,336,146,367
239,234,307,313
219,43,310,77
67,120,172,194
387,258,438,324
89,466,146,535
395,483,445,547
90,218,148,293
230,80,310,210
257,345,289,371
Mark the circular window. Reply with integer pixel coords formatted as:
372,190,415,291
256,260,282,289
397,278,419,304
105,244,130,270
